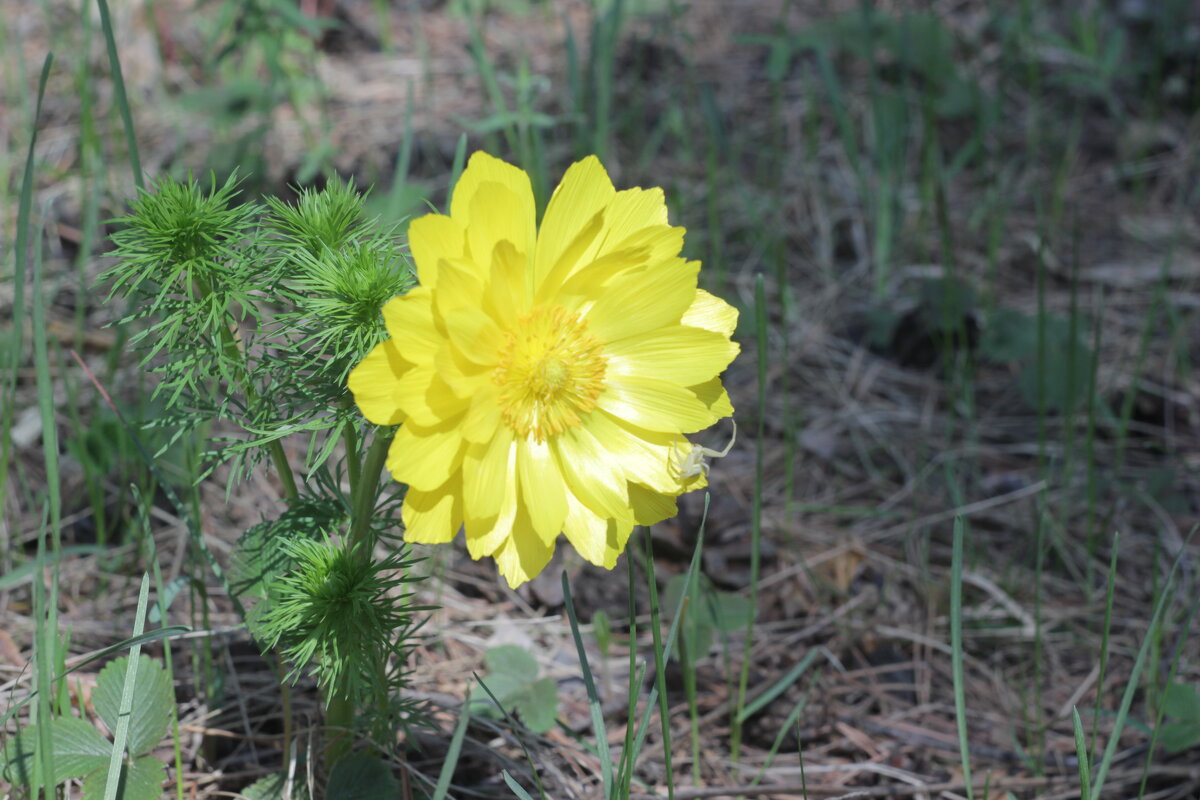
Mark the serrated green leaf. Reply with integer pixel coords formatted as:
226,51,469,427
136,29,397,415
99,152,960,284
709,591,753,633
326,751,400,799
468,648,558,732
664,574,719,659
1016,338,1093,413
240,772,285,800
1160,721,1200,754
980,308,1038,363
81,755,165,800
1164,682,1200,721
1,716,111,786
512,677,559,734
468,673,526,713
94,655,173,757
485,645,537,677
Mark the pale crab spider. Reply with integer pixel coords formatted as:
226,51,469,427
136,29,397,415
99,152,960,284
671,421,737,480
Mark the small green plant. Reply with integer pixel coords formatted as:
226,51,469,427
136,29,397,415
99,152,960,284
469,645,559,734
980,306,1094,412
1,655,172,800
101,171,422,768
663,574,752,663
1159,682,1200,753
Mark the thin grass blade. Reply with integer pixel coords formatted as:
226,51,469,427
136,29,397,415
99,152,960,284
101,573,153,800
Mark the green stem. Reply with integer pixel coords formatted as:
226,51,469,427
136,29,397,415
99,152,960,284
343,411,361,494
324,426,394,768
324,684,353,769
349,427,395,551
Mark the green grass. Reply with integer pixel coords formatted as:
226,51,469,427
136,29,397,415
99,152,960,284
5,1,1200,797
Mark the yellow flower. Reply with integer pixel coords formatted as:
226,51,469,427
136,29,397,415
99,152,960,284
349,153,739,588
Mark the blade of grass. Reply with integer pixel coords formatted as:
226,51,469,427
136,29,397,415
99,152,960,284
135,488,186,800
617,545,642,799
951,516,975,800
1072,708,1091,800
446,133,468,210
731,273,767,767
502,770,537,800
0,53,52,542
101,574,152,800
634,495,710,798
1089,532,1119,758
430,698,473,800
737,649,820,724
750,680,816,787
563,570,614,799
472,673,547,800
1088,527,1196,798
1137,556,1200,797
96,0,143,188
33,504,56,799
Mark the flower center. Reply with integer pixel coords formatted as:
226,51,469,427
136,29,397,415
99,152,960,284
494,306,607,442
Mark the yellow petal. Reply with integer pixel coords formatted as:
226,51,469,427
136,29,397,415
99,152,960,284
585,258,700,342
534,156,615,287
598,376,718,434
628,482,678,526
592,187,669,257
444,306,503,366
463,427,515,529
517,436,568,545
606,325,739,385
533,208,605,304
463,384,503,443
467,180,536,266
601,516,635,569
348,340,411,426
484,240,532,330
682,289,739,337
434,343,490,398
386,422,466,492
382,290,441,366
393,365,468,426
408,214,464,287
493,512,555,589
690,377,735,419
465,439,519,558
581,410,678,495
402,474,463,544
433,257,486,319
553,424,632,521
451,152,536,237
560,488,610,566
556,225,683,300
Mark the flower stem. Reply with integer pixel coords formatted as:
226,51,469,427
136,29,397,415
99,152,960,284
342,399,361,493
324,684,354,769
348,427,394,551
324,425,394,768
